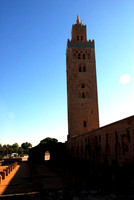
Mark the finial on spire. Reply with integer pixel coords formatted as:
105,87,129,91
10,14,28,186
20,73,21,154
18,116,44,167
76,15,80,24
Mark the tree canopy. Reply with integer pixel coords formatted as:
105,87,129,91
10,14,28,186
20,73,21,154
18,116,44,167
21,142,32,149
40,137,58,144
0,142,32,156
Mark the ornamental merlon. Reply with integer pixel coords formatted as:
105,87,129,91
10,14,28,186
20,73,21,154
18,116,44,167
72,24,86,29
67,40,94,48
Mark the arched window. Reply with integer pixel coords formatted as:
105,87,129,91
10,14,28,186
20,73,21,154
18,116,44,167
79,66,81,72
83,121,87,127
82,92,85,98
78,53,81,59
77,35,79,41
44,151,50,161
81,36,83,41
83,53,85,60
81,84,85,88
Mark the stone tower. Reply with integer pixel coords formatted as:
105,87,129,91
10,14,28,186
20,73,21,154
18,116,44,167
66,15,99,139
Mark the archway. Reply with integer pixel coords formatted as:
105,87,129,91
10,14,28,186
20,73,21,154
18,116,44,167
44,151,50,161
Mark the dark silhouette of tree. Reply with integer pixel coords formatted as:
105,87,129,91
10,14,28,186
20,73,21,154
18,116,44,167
21,142,32,154
40,137,58,144
21,142,32,149
12,143,19,153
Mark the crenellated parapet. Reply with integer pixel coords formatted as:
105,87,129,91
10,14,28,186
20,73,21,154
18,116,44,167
67,40,94,48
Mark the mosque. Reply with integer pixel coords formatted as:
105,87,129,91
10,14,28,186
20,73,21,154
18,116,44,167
29,16,134,168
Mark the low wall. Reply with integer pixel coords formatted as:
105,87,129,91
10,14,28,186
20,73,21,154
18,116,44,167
3,158,22,165
66,115,134,166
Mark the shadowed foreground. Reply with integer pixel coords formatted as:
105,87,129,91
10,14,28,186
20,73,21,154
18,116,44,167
1,161,134,199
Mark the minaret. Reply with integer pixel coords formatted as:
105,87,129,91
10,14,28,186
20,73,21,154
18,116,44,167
66,16,99,139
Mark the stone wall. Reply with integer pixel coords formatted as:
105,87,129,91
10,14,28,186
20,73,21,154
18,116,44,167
29,142,68,163
66,115,134,166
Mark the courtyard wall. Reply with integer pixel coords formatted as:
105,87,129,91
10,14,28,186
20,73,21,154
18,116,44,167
66,115,134,166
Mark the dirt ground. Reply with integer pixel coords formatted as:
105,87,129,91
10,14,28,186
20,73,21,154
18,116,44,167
0,160,70,196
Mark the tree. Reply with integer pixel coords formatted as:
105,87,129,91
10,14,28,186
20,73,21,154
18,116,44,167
21,142,32,149
40,137,58,144
21,142,32,154
18,147,24,156
0,144,3,152
12,143,19,153
2,144,10,154
0,144,4,157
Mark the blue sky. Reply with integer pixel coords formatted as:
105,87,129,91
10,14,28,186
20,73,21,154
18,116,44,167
0,0,134,147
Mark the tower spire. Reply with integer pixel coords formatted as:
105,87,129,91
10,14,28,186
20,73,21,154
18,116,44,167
76,15,80,24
